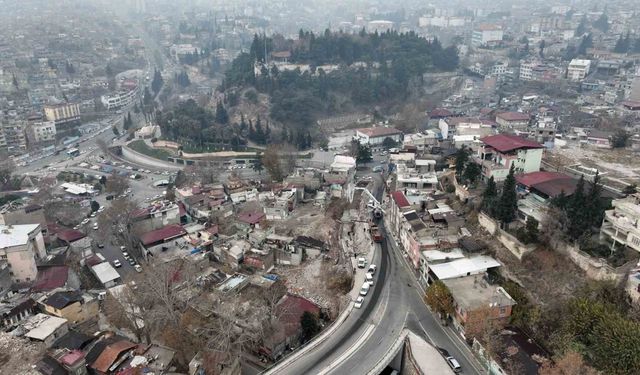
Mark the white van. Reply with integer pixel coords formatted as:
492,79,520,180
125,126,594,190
359,282,370,296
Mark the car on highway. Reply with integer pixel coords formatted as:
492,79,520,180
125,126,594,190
359,282,370,296
354,296,365,309
368,264,377,274
445,356,462,373
113,260,122,268
357,257,367,268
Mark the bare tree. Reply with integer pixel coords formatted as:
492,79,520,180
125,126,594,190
262,145,284,181
96,138,109,156
97,197,141,257
105,174,129,196
538,350,598,375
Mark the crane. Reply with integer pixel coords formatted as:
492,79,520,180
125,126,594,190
353,187,383,219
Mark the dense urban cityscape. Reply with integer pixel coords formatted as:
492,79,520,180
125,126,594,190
1,0,640,374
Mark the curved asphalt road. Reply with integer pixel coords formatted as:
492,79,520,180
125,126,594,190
275,175,483,374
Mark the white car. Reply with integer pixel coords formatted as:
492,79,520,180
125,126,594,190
354,296,365,309
113,260,122,268
93,223,99,230
134,264,142,273
368,264,377,274
446,356,462,373
357,257,367,268
365,272,374,286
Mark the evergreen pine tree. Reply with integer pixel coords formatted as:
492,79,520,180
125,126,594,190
215,101,229,124
255,116,265,144
497,164,518,225
567,175,587,239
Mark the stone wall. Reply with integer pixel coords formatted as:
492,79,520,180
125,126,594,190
478,212,536,260
555,242,635,282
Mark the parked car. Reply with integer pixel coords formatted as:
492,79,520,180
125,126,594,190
445,356,462,373
93,223,98,230
113,260,122,268
354,296,365,309
97,244,104,249
365,272,374,286
368,264,377,274
134,264,142,273
359,282,370,296
128,258,136,266
357,257,367,268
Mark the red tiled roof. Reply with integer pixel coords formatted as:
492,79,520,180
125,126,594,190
515,171,571,188
621,100,640,109
532,179,578,198
237,211,266,225
356,127,402,138
390,191,411,208
33,266,69,291
90,340,136,373
429,108,454,118
496,112,530,122
276,294,320,338
57,229,86,243
481,134,543,152
140,224,186,246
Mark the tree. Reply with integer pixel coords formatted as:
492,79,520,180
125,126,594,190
104,174,129,196
575,16,587,36
577,34,593,56
539,350,599,375
97,198,141,258
611,130,630,148
215,101,229,124
496,164,518,225
151,69,164,94
177,71,191,87
454,146,469,178
593,13,609,32
0,157,15,190
381,137,397,150
539,39,546,58
355,143,372,163
263,145,284,181
123,112,133,131
300,311,321,343
482,176,498,214
90,200,100,212
424,280,454,320
566,175,588,239
252,157,264,174
462,162,482,185
112,126,120,137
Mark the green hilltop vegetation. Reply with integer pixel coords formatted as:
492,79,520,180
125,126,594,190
223,29,459,127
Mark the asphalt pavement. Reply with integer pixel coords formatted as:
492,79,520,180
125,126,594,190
267,172,483,375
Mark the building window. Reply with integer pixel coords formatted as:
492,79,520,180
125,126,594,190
499,306,507,316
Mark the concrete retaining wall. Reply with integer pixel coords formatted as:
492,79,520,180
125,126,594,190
121,145,183,171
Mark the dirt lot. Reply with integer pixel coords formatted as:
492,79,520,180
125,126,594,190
546,144,640,185
0,333,44,375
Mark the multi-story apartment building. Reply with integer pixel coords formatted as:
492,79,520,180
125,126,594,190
600,193,640,253
26,120,56,145
471,24,503,47
567,59,591,81
0,224,46,283
0,113,27,154
43,102,80,126
100,86,139,110
474,134,544,182
495,112,530,130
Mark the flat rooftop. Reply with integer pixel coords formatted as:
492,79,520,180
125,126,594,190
443,275,515,311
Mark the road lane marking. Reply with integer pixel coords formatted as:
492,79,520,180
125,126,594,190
318,323,376,375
